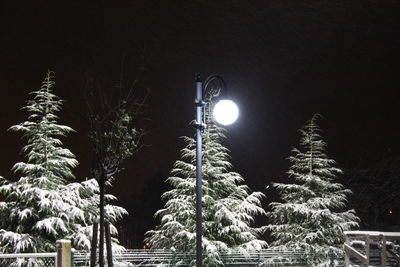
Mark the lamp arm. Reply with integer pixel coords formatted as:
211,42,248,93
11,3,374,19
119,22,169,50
203,75,227,98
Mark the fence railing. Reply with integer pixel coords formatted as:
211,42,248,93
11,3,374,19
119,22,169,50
2,234,400,267
73,249,342,267
344,231,400,267
0,239,71,267
0,252,57,267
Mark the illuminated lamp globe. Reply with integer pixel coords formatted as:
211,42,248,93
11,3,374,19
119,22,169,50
213,99,239,125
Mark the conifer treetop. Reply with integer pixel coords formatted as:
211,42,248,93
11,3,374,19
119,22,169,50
10,70,77,185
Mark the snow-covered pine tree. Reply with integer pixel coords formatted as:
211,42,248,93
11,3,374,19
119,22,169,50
266,114,359,266
146,100,267,266
0,71,126,257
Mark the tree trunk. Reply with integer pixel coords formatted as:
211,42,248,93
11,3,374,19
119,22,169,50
90,222,98,267
105,220,113,267
99,178,105,267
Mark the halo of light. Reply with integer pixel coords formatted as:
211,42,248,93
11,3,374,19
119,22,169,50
213,100,239,125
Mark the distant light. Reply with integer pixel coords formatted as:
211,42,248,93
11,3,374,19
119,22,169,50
213,100,239,125
388,209,394,215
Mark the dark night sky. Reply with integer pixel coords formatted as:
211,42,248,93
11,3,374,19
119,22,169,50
0,1,399,247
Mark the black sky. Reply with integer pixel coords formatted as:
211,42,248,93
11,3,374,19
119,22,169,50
0,1,399,247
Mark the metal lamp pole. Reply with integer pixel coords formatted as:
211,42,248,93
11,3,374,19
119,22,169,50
194,74,205,267
194,74,229,267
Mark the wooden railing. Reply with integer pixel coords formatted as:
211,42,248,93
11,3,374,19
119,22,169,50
344,230,400,267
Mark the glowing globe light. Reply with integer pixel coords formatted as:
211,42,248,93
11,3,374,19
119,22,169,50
213,99,239,125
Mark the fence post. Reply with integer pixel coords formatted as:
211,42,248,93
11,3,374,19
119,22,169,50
344,235,350,267
71,248,75,267
170,247,176,266
365,234,371,266
381,234,387,267
57,240,72,267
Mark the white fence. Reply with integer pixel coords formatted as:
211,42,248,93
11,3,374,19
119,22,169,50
0,248,339,267
0,252,57,267
73,249,339,266
5,235,399,267
0,240,71,267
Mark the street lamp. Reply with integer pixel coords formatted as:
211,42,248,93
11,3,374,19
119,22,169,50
194,74,239,267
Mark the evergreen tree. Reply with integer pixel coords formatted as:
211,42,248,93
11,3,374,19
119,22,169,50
146,101,266,266
266,114,359,266
0,71,126,258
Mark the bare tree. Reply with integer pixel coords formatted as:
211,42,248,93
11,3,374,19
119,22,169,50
86,71,147,267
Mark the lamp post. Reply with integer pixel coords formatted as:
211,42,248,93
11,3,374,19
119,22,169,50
194,74,239,267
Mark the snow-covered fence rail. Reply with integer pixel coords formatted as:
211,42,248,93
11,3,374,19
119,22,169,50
0,239,72,267
73,249,342,266
222,250,310,266
74,249,193,266
223,250,345,266
344,230,400,267
0,252,57,267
